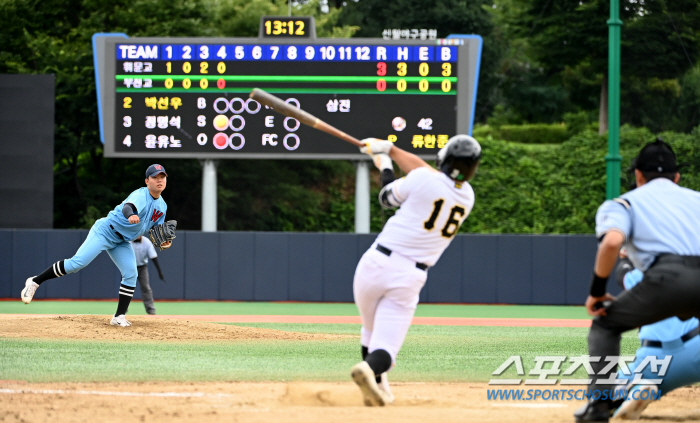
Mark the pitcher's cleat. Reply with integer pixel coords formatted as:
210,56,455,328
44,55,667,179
110,314,132,327
351,361,391,406
613,385,658,420
21,277,39,304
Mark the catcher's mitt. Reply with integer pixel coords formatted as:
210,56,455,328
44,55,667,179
148,220,177,250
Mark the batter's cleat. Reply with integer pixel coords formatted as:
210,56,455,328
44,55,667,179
361,373,395,406
351,361,391,407
574,399,610,422
378,373,395,405
612,385,658,420
110,314,132,327
21,277,39,304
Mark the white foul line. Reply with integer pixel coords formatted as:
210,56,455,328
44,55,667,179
0,388,232,398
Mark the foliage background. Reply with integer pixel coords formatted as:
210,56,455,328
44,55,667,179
1,0,699,234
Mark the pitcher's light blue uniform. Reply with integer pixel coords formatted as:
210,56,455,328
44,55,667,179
617,269,700,395
64,187,167,288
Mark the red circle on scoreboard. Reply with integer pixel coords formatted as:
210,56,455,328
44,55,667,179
217,79,226,89
213,133,228,150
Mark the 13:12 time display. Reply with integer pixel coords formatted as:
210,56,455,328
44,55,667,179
263,19,306,36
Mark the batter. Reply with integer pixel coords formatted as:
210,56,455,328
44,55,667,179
351,135,482,406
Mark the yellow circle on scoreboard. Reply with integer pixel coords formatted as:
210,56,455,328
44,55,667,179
213,114,229,131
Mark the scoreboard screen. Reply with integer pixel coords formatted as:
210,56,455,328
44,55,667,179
95,36,482,159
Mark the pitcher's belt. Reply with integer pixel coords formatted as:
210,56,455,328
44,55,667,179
109,224,125,240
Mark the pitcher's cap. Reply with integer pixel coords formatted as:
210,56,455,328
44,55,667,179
146,164,167,178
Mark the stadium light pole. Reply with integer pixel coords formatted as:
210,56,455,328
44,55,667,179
355,161,370,234
606,0,622,199
201,159,218,232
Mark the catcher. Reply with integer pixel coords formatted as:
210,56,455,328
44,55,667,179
20,164,176,327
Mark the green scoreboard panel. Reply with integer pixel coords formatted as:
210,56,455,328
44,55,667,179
94,36,482,159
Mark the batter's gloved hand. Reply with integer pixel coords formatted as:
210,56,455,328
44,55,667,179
149,220,177,251
360,138,393,155
371,153,393,172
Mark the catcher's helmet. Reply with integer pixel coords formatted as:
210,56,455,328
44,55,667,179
435,135,482,181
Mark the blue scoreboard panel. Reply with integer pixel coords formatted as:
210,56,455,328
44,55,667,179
96,37,482,159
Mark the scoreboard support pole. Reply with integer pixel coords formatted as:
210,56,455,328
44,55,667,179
201,159,218,232
354,161,370,234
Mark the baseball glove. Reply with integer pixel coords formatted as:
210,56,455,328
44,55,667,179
148,220,177,250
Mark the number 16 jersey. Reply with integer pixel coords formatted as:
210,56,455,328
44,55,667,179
374,167,475,266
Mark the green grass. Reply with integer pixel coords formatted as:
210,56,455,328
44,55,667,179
0,324,638,383
0,302,604,384
0,301,590,319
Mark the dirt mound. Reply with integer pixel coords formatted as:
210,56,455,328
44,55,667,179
0,315,352,342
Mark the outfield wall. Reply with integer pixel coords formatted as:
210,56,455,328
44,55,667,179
0,230,619,305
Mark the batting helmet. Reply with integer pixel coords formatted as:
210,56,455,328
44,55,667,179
435,135,482,181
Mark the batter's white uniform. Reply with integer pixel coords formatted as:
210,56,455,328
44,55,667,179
353,166,475,363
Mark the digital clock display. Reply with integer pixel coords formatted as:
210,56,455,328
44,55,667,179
96,36,482,159
260,16,314,38
264,19,309,38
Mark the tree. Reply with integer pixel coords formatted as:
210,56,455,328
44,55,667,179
337,0,506,123
1,0,362,229
1,0,212,227
506,0,700,133
205,0,358,38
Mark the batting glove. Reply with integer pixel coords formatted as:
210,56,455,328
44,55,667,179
360,138,393,155
371,153,393,171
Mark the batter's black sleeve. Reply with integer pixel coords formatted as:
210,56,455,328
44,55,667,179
380,169,396,187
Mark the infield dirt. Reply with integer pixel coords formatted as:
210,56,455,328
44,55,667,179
2,381,700,423
1,316,699,422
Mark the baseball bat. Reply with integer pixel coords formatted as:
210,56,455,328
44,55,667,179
249,88,364,147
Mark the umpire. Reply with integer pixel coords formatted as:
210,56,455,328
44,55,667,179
130,236,166,315
575,138,700,423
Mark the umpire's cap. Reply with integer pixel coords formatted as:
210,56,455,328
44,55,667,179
146,164,168,178
436,135,482,181
635,137,677,173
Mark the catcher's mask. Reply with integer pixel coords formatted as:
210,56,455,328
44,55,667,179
435,135,482,181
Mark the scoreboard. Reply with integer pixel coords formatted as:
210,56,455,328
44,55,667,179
94,35,482,159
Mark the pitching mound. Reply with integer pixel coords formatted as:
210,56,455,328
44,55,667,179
0,315,352,341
